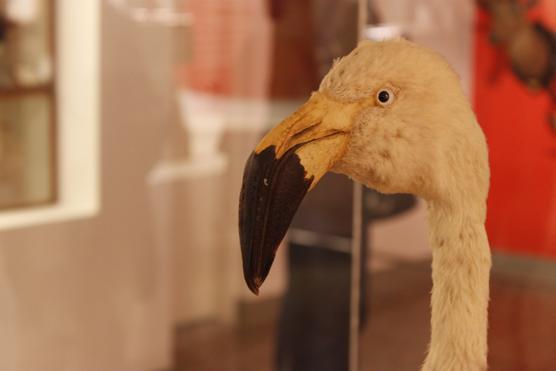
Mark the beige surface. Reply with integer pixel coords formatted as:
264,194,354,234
0,3,175,371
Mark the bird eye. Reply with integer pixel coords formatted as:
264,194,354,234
377,88,394,106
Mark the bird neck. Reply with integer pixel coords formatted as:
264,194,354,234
422,201,491,371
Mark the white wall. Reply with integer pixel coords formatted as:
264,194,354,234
0,2,175,370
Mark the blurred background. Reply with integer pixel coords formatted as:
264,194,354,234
0,0,554,370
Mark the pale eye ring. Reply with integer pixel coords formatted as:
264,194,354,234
376,88,394,106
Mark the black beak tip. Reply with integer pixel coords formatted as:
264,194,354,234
243,257,272,295
246,276,261,295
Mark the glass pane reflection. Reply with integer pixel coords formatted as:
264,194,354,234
175,0,358,370
0,94,54,209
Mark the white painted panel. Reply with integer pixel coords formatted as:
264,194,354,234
0,0,100,230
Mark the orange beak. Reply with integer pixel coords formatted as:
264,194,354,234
238,92,361,294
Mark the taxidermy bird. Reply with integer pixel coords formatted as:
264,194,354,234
239,39,491,371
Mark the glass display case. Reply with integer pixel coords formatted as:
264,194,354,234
174,1,361,370
108,1,556,370
0,1,553,371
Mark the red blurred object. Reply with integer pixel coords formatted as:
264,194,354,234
474,4,556,257
177,0,273,98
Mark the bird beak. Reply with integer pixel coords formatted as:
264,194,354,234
239,92,360,294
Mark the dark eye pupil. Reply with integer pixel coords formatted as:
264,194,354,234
378,90,390,103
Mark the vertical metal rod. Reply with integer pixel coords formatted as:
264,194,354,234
350,3,368,371
349,183,363,371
